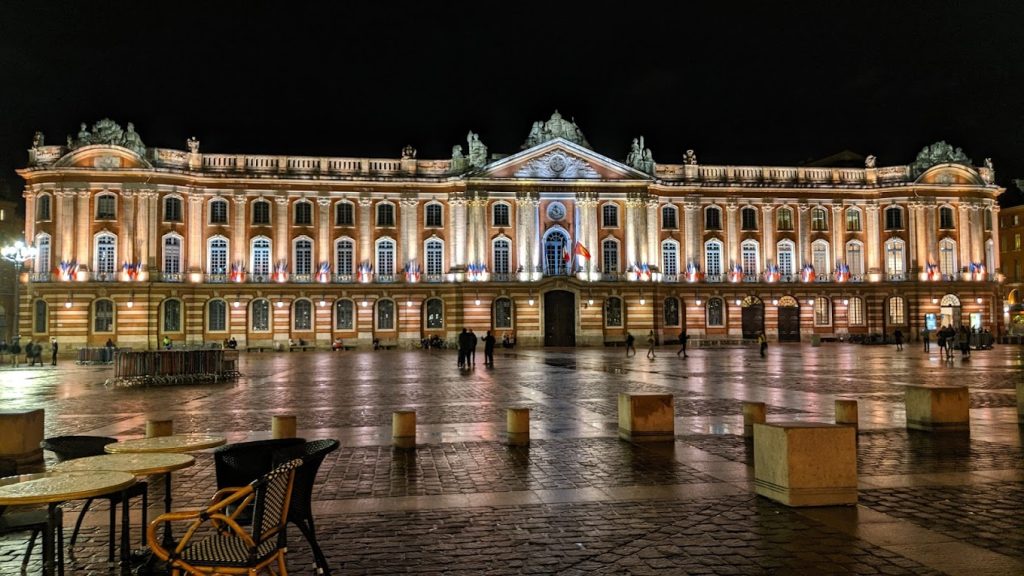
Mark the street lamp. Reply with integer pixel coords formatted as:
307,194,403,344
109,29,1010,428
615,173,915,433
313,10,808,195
1,239,38,340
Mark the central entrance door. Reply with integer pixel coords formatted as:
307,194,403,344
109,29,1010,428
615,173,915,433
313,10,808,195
740,296,765,338
777,295,801,342
544,290,576,347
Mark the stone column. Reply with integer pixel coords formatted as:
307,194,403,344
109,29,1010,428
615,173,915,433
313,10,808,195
232,195,247,265
645,198,659,268
761,204,775,268
990,205,1002,273
452,196,467,268
135,192,151,269
275,196,289,263
121,190,135,266
465,197,478,266
831,203,844,269
970,204,984,264
958,204,972,268
358,197,372,266
797,202,810,268
147,192,158,269
23,191,35,243
187,193,204,274
529,197,541,274
726,201,739,268
575,194,589,272
683,199,700,267
53,191,68,262
865,202,880,275
515,194,531,275
76,189,91,271
475,197,488,268
906,201,918,274
913,202,928,272
925,199,938,267
624,197,639,267
317,197,331,267
400,197,418,267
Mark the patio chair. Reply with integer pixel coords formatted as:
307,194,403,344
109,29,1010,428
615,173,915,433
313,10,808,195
213,438,306,525
147,458,303,575
40,435,149,561
0,457,59,573
273,439,340,575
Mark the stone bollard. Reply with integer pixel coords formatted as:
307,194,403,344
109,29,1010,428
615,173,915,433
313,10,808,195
618,393,674,442
904,385,969,432
272,415,298,439
0,409,44,465
1017,381,1024,424
507,408,530,447
392,410,416,449
146,417,174,438
742,401,766,437
754,422,857,507
835,399,859,429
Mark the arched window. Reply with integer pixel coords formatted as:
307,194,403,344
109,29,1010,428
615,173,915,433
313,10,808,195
425,298,444,329
884,238,905,277
811,240,830,274
35,233,51,275
939,238,957,276
777,240,795,276
335,299,354,330
95,233,117,276
985,208,993,231
845,207,862,232
664,297,680,327
209,199,229,225
293,299,312,330
207,299,227,332
741,207,757,231
93,299,115,333
208,237,229,275
661,240,679,276
776,207,793,231
492,203,511,227
251,299,270,331
251,237,272,276
33,300,48,333
604,296,623,327
96,193,116,220
293,200,313,226
845,240,864,277
376,202,395,227
293,237,313,275
162,234,182,276
814,297,831,326
163,196,183,222
544,229,570,275
848,297,864,325
939,206,955,229
493,297,512,329
425,203,443,228
705,206,722,230
334,238,354,276
811,207,828,231
741,240,759,275
375,238,395,275
704,239,723,277
706,297,724,327
884,206,903,230
602,204,619,228
376,299,395,330
492,238,511,275
335,201,354,226
252,199,271,225
36,194,52,221
887,296,905,325
602,238,619,274
162,298,182,332
662,205,678,229
425,238,444,276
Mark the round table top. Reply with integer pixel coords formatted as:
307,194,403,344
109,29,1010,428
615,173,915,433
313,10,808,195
0,471,137,506
53,452,195,476
105,434,226,454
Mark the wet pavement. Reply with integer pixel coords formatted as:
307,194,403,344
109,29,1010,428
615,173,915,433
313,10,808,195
1,342,1022,575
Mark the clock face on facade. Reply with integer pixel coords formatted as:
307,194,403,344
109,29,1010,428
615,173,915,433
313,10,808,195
547,202,566,221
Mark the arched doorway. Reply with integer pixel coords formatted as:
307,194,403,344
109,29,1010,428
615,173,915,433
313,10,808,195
940,294,961,329
740,296,764,338
544,290,576,346
544,229,570,276
777,295,800,342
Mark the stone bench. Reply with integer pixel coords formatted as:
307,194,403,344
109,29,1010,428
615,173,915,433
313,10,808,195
288,345,315,352
0,409,44,465
618,393,674,442
376,339,398,350
694,338,755,348
904,385,969,432
754,421,857,507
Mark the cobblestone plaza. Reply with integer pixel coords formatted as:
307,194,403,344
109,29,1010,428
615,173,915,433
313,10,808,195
1,343,1022,575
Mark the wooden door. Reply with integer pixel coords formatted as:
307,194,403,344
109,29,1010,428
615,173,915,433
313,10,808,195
544,290,576,347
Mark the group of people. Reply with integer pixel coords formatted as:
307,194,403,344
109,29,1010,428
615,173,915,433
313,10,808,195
456,328,496,368
0,337,59,367
930,325,976,360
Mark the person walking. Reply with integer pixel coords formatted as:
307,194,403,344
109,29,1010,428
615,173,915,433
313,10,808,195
893,329,903,351
10,337,20,368
646,330,657,359
469,329,479,366
625,333,636,357
758,331,768,358
936,326,947,359
457,328,469,368
50,338,59,366
483,330,496,366
676,329,689,358
921,327,931,352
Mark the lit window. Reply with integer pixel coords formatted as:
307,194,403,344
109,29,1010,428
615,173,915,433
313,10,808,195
493,298,512,329
705,241,722,276
210,199,228,224
425,204,443,228
845,209,861,232
848,297,864,325
96,195,116,220
425,239,444,275
706,298,724,327
493,239,510,275
208,300,227,332
335,300,354,330
888,297,905,325
252,200,271,225
293,300,312,330
604,297,623,327
705,206,722,230
376,239,395,275
335,239,354,276
251,299,270,331
776,208,793,231
493,203,510,227
814,297,831,326
661,241,678,276
376,300,395,330
294,238,313,275
208,237,228,274
602,239,619,273
811,208,828,231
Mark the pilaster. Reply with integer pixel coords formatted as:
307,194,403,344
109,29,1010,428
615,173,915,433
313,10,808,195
274,196,289,263
232,194,247,265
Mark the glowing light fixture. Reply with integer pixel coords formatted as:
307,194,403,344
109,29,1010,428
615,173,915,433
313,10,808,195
807,298,814,306
361,299,368,308
976,296,983,304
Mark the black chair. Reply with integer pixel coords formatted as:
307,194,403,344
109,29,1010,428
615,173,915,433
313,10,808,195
274,439,340,575
39,436,149,561
213,438,306,524
0,457,59,574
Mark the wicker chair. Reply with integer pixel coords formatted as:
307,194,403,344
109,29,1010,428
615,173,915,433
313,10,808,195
213,438,306,525
147,458,303,575
0,458,58,573
40,435,149,561
273,439,340,575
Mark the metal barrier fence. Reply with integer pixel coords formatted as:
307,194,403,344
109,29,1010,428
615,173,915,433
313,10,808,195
106,350,237,387
77,347,118,364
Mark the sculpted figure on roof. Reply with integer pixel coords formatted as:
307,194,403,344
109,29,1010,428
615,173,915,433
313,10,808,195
522,110,591,149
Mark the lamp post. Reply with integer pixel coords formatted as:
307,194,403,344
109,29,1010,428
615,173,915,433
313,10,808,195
1,240,37,341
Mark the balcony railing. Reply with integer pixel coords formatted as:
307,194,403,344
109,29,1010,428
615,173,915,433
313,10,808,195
377,274,396,283
206,274,229,283
158,272,184,283
94,272,118,282
292,274,313,283
29,272,52,282
425,274,445,283
331,274,355,283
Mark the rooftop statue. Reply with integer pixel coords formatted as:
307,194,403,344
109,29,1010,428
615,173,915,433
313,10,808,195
683,149,697,165
450,144,467,173
626,136,655,174
910,141,972,176
467,131,488,168
865,154,876,168
521,110,592,149
32,131,45,148
187,136,200,154
402,144,417,160
68,119,146,155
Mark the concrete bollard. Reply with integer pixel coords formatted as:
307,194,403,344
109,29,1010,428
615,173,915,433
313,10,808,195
835,399,859,429
754,422,858,507
507,408,530,447
618,393,674,442
392,410,416,449
0,409,44,465
742,401,766,437
904,385,969,432
272,415,298,439
146,417,174,438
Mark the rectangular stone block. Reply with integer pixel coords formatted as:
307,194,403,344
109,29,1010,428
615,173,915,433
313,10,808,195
754,421,857,507
835,399,859,428
618,393,674,442
742,401,766,437
904,385,969,432
0,409,44,465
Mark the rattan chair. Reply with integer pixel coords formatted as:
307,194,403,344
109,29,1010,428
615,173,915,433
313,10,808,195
0,458,58,574
40,435,149,561
147,458,303,575
273,439,339,575
213,438,305,525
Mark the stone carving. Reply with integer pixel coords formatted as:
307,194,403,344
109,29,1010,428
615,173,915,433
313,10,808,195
683,149,697,165
187,137,200,154
521,110,591,149
402,144,417,160
984,157,993,170
626,136,655,174
513,150,600,179
865,154,876,168
69,119,146,155
910,141,972,176
467,131,488,168
32,131,45,148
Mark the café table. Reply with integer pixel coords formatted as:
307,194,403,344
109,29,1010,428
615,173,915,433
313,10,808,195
0,471,137,576
52,452,195,565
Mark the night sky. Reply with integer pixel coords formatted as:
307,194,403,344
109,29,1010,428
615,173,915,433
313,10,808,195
2,1,1022,205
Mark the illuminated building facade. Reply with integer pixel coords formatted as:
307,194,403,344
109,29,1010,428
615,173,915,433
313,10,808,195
17,115,1004,349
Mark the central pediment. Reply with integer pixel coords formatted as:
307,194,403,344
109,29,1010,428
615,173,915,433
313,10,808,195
479,138,650,181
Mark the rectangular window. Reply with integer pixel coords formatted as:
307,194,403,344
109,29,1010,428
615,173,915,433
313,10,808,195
96,196,116,220
778,248,793,276
602,205,618,228
1015,234,1020,250
662,207,677,229
34,301,47,333
848,298,864,325
814,298,831,326
336,203,354,226
164,198,182,222
741,208,757,231
210,201,228,224
811,209,828,231
294,202,312,226
253,202,271,225
208,301,227,332
493,204,510,227
493,241,510,274
335,300,354,330
602,241,618,273
425,204,443,228
705,208,721,230
885,208,902,230
376,204,395,227
705,244,722,276
888,298,905,325
776,209,793,231
846,210,861,232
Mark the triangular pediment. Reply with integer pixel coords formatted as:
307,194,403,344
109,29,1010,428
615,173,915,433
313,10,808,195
479,138,650,180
